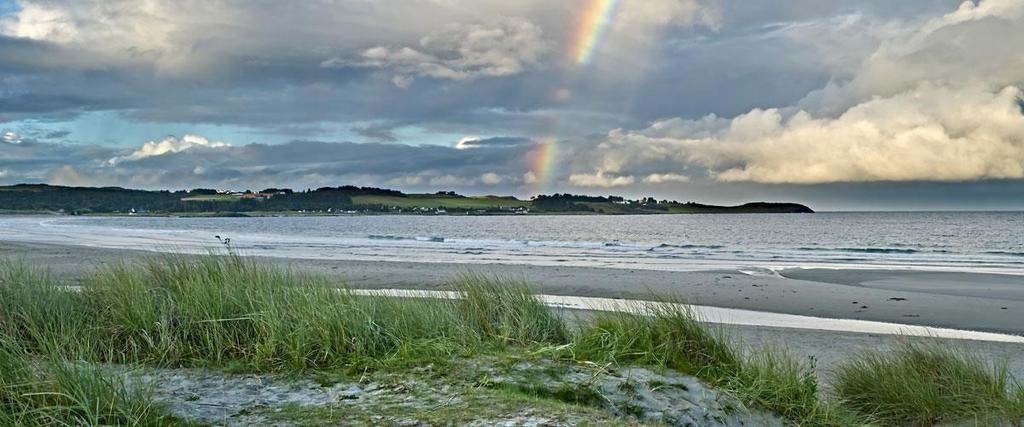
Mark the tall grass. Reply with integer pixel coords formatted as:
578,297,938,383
570,301,845,425
0,254,565,372
0,260,96,358
453,272,567,345
0,337,171,426
572,301,740,376
3,253,1021,426
834,341,1024,426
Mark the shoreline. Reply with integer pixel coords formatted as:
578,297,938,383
3,239,1023,382
2,239,1021,335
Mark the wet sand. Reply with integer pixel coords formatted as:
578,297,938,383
781,268,1024,300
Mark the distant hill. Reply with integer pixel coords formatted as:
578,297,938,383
0,184,813,215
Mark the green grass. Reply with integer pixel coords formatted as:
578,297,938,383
568,301,851,425
351,194,529,209
0,255,565,372
834,341,1024,426
1,254,1022,426
0,337,175,426
179,194,241,202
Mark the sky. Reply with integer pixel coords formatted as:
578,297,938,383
1,0,1024,210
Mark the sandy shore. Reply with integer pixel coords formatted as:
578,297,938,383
3,239,1023,379
5,240,1021,335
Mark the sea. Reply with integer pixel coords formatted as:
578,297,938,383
1,212,1022,275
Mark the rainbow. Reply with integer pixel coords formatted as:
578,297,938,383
570,0,622,65
528,138,558,194
525,1,619,195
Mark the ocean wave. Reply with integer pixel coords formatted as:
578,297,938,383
797,247,919,254
368,234,445,243
985,250,1024,257
651,243,726,251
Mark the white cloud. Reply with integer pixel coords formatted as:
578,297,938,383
700,85,1024,183
590,0,1024,184
615,0,720,32
569,171,635,188
480,172,503,185
0,169,8,178
0,2,77,42
0,1,553,76
643,173,690,184
48,165,104,186
455,136,482,149
108,135,230,165
325,18,550,87
386,175,425,186
429,174,478,187
1,132,21,144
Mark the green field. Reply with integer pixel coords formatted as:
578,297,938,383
178,194,242,202
351,194,530,209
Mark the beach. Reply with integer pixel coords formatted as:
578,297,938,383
4,239,1023,379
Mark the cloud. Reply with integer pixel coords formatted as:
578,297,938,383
323,18,550,88
351,123,397,142
569,171,635,188
588,0,1024,184
0,0,756,139
455,136,534,149
47,165,102,187
480,172,503,185
5,134,542,192
108,135,230,165
643,173,690,184
1,131,21,144
43,130,71,139
3,0,1023,209
429,174,478,187
386,175,424,186
616,0,721,32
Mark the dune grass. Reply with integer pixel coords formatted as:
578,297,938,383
0,337,174,426
569,301,852,425
1,254,1022,426
834,341,1024,426
0,255,568,372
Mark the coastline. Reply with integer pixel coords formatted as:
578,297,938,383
3,240,1023,386
2,240,1021,335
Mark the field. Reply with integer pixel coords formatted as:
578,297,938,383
178,194,243,202
351,194,530,209
1,254,1021,425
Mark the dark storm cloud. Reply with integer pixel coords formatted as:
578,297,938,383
351,123,398,143
1,137,540,192
0,0,879,134
42,130,70,139
454,136,534,149
0,0,959,134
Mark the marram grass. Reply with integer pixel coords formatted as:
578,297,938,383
1,254,1022,426
0,254,569,371
0,336,174,426
834,341,1024,426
